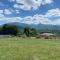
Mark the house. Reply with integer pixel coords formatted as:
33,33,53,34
40,33,56,39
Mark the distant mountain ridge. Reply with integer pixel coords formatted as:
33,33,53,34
4,22,60,30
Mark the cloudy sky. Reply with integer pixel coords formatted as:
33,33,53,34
0,0,60,25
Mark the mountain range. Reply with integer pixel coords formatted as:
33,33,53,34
3,22,60,30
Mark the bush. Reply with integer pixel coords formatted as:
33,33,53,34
44,36,52,39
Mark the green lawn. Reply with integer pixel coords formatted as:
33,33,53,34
0,37,60,60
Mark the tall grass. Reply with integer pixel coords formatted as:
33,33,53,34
0,37,60,60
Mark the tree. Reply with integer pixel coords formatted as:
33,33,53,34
29,28,37,37
24,25,37,37
0,26,3,35
2,24,19,36
24,25,30,37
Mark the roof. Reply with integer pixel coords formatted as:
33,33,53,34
40,33,55,36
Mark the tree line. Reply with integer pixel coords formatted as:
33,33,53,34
0,24,37,37
0,24,59,37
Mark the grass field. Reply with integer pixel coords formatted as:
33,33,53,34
0,37,60,60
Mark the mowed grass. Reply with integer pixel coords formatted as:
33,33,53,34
0,37,60,60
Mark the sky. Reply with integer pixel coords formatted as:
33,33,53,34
0,0,60,25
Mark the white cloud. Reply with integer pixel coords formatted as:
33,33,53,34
0,17,22,23
22,15,60,25
0,15,51,25
0,10,4,17
22,16,33,24
33,14,51,24
4,9,12,15
0,14,4,18
0,8,60,25
21,8,60,25
14,0,53,10
45,8,60,17
0,10,3,14
15,10,20,13
42,0,53,5
44,8,60,25
0,9,13,18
